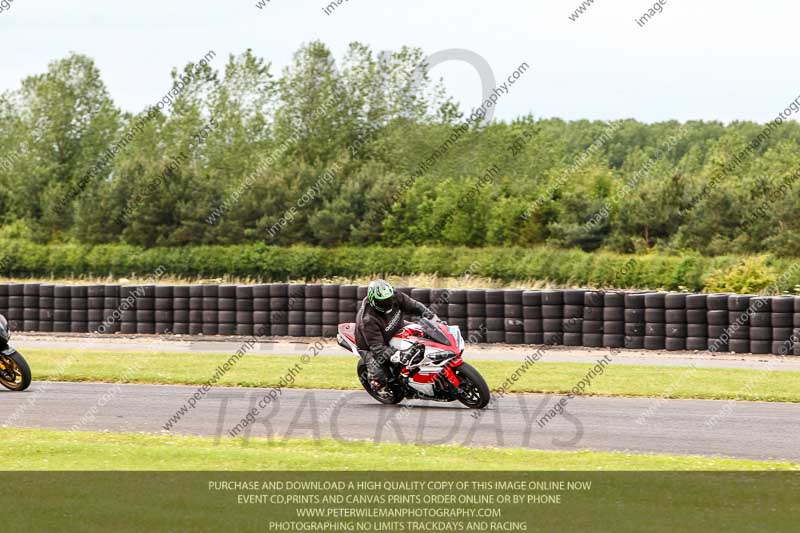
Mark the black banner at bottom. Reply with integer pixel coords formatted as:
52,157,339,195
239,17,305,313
4,471,799,532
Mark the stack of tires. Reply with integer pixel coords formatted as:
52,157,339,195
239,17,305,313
189,286,204,335
706,294,729,353
665,293,687,351
53,285,71,333
233,285,253,337
303,285,322,338
171,286,190,335
252,284,270,337
623,292,646,349
685,294,707,350
602,291,624,348
467,289,487,343
522,290,542,345
154,286,174,335
541,290,563,345
503,290,524,344
38,284,54,332
795,298,800,356
86,285,105,333
727,295,752,354
4,281,800,356
770,296,794,356
270,283,289,337
321,285,340,338
202,285,219,336
0,285,7,321
583,291,604,348
105,285,122,333
70,285,88,333
484,290,505,344
748,297,772,355
217,285,237,336
138,285,157,334
8,284,24,331
119,286,135,334
562,289,584,347
644,292,666,350
357,285,368,302
338,285,359,331
22,283,39,333
429,289,449,324
0,285,7,323
447,290,469,340
234,286,253,337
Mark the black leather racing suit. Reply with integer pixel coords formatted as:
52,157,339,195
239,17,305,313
355,292,432,383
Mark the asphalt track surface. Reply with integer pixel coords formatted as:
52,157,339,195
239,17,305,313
14,333,800,371
3,381,799,462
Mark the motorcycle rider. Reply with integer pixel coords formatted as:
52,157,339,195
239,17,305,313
355,279,435,391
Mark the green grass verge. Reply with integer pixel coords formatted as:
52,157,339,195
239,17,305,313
23,348,800,402
4,427,797,471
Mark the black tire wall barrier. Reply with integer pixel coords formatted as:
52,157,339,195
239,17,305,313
0,283,797,355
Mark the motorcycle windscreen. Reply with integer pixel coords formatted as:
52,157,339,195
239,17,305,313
419,317,451,346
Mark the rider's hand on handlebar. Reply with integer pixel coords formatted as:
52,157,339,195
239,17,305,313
391,345,423,366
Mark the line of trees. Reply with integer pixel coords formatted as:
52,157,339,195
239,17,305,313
1,41,800,256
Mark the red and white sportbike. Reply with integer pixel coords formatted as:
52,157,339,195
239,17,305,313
337,317,490,409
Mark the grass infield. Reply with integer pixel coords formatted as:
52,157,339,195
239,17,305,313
3,427,798,471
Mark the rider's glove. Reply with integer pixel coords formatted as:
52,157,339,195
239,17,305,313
391,345,422,366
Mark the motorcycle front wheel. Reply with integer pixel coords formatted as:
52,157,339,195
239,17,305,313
0,350,32,391
453,362,490,409
356,361,403,405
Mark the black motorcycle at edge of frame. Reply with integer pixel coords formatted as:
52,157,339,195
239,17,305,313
0,314,31,391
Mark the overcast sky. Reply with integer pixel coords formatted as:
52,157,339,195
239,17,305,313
1,0,797,124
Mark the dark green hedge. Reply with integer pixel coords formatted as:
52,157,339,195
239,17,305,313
3,240,799,293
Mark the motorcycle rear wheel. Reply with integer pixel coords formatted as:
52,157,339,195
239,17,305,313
454,362,490,409
356,361,403,405
0,350,32,391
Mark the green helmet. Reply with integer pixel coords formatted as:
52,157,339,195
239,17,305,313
367,279,395,313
